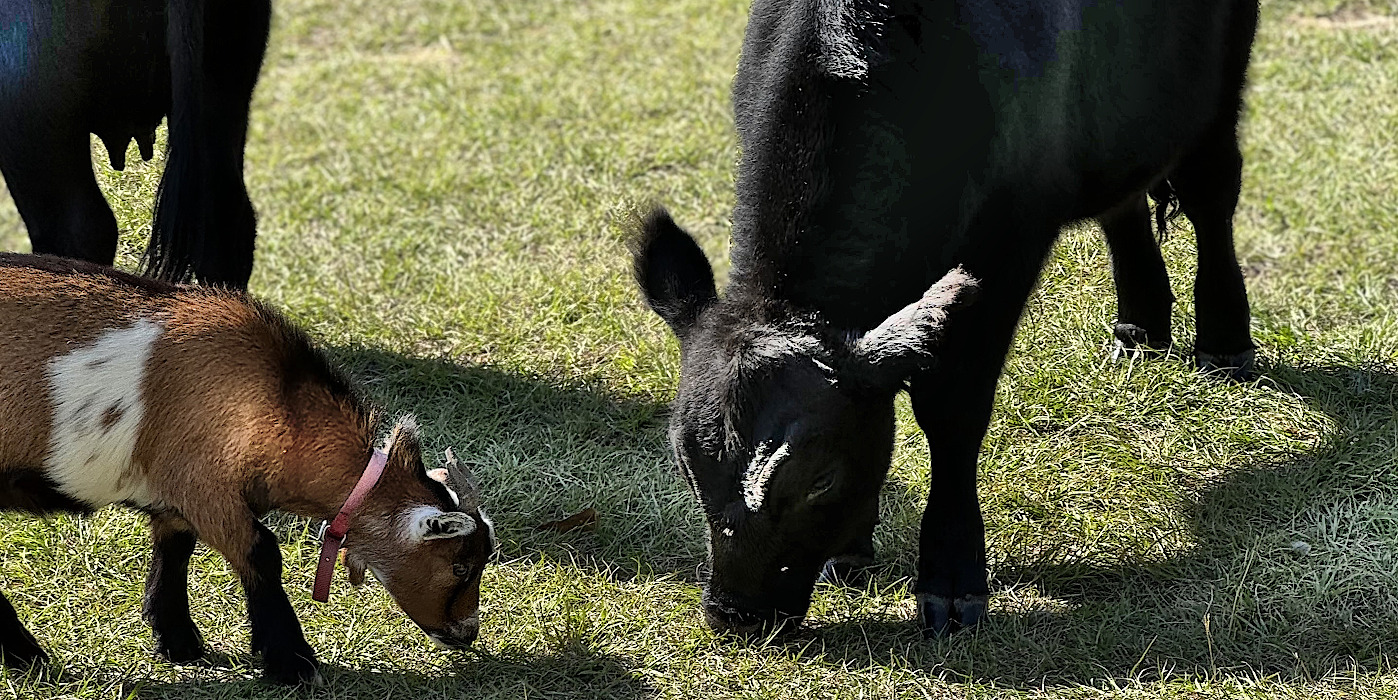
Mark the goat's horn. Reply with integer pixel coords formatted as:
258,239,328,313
443,447,478,495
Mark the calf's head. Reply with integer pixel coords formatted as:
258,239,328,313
345,417,496,649
631,209,977,636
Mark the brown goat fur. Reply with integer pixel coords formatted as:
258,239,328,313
0,254,495,684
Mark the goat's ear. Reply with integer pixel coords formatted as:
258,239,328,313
851,267,979,386
629,207,717,339
407,507,477,541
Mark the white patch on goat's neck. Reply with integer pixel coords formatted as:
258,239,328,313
45,318,163,508
477,507,497,549
741,441,790,511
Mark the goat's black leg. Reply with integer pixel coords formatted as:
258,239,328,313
1100,195,1174,356
143,515,204,663
1171,127,1255,380
0,590,47,670
195,511,318,685
909,220,1056,637
0,120,119,265
240,521,318,684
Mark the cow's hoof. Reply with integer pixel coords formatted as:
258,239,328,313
1111,324,1172,361
0,639,49,670
154,627,205,664
917,593,988,638
817,554,875,588
1196,348,1256,382
261,645,321,686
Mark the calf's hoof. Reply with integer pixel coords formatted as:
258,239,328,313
1195,348,1256,382
261,645,322,686
817,554,876,588
153,627,205,664
1111,323,1172,361
917,593,988,638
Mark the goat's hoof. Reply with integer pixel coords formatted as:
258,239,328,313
1196,348,1256,382
0,640,49,670
262,646,322,686
1111,324,1172,361
817,554,875,588
917,593,988,638
154,631,205,664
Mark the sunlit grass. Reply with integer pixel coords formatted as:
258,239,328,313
1,0,1396,697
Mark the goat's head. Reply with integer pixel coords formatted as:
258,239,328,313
344,416,495,649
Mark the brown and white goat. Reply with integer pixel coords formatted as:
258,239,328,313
0,254,495,684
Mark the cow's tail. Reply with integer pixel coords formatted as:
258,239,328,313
1147,178,1182,245
146,0,266,288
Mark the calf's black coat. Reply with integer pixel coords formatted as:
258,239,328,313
635,0,1260,636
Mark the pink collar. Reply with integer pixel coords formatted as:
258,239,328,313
312,449,389,603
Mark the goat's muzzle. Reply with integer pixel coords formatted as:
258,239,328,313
427,616,479,649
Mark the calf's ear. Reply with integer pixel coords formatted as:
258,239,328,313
852,266,979,385
629,207,718,339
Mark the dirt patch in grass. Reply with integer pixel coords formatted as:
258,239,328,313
1292,4,1397,29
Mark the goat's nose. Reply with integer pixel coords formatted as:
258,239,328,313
433,616,479,649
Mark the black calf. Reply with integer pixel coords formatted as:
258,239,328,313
634,0,1262,639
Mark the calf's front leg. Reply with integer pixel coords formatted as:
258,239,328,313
908,229,1054,636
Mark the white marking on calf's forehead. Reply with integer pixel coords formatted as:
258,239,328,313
45,318,163,508
741,441,791,511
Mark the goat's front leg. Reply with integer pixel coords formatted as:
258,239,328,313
0,590,47,669
143,513,205,662
197,511,319,685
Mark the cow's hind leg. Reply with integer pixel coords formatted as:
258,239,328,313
148,0,271,288
0,590,47,669
1170,128,1255,380
142,514,205,663
1100,195,1174,357
0,125,119,265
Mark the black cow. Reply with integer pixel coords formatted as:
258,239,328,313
0,0,271,288
633,0,1260,637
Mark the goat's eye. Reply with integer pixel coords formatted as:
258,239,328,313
452,563,470,578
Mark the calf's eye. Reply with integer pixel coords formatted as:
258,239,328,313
808,472,836,499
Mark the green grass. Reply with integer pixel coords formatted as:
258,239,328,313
2,0,1397,697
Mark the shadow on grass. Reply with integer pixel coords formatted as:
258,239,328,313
798,362,1398,688
321,345,705,583
123,647,653,699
